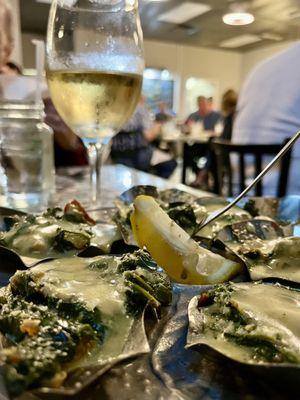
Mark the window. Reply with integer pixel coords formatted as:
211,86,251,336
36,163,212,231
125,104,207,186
185,77,217,116
143,68,175,114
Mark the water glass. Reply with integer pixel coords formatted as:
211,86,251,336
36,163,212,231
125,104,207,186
0,102,55,211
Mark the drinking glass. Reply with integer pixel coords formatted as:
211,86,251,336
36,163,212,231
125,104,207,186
0,102,55,212
46,0,144,204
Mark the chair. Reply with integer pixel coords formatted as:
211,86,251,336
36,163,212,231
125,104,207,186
210,138,292,197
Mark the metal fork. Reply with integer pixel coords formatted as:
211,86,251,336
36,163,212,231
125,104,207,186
198,130,300,230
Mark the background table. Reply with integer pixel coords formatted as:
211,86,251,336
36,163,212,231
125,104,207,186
161,132,218,185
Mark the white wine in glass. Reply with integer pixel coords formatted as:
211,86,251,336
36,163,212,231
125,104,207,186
46,0,144,204
46,70,142,140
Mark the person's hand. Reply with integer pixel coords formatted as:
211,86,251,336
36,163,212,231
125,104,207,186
0,65,17,75
144,122,162,142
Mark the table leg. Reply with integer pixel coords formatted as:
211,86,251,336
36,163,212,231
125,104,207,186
182,143,187,184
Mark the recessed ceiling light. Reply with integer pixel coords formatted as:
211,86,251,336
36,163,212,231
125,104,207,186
222,2,254,26
220,34,261,48
260,32,283,41
223,12,254,26
36,0,52,4
158,2,211,25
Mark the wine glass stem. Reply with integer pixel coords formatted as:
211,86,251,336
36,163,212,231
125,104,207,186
87,142,103,205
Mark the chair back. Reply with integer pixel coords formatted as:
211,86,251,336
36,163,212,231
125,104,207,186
210,139,292,197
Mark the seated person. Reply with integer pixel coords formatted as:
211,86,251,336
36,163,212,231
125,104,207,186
0,2,19,77
155,101,174,123
111,98,177,179
201,90,238,190
186,95,221,129
220,89,238,141
184,96,221,185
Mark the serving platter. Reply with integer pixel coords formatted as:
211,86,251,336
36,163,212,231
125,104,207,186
0,191,300,399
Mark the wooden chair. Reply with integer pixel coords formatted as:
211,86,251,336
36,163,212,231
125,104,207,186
210,138,292,197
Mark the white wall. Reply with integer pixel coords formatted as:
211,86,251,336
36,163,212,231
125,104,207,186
22,32,45,70
10,0,22,65
144,40,243,117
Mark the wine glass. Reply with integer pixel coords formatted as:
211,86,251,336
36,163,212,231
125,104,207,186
46,0,144,204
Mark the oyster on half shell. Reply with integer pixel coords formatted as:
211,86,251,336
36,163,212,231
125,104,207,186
187,282,300,366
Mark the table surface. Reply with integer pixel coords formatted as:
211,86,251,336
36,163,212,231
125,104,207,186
162,130,218,144
54,164,210,208
0,164,210,212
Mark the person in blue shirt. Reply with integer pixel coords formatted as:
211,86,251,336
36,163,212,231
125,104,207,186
232,42,300,195
184,96,221,187
186,96,221,129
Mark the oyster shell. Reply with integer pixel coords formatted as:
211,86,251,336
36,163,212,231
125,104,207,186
187,282,300,366
0,250,172,396
238,237,300,283
195,198,251,239
0,204,120,261
216,219,300,284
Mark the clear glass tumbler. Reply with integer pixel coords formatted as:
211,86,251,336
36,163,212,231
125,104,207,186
0,102,56,211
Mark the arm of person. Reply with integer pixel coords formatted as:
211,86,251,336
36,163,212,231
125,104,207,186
137,104,163,142
144,122,162,142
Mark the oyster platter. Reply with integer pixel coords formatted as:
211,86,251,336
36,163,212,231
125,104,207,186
0,186,300,399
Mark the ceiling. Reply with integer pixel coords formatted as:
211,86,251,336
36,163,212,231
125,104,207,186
20,0,300,52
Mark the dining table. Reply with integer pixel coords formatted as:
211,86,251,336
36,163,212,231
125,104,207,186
0,164,210,213
0,164,297,400
161,130,219,185
55,164,211,208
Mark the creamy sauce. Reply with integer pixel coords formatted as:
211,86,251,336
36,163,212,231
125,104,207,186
33,257,126,319
188,283,300,365
4,217,120,259
4,217,92,258
198,212,251,239
31,257,139,365
234,237,300,283
91,224,121,253
231,283,300,340
10,256,149,379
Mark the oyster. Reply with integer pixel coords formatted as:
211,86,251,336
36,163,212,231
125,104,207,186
195,198,251,239
114,187,206,245
0,250,172,396
0,200,120,259
216,219,285,244
237,236,300,283
216,219,300,283
187,282,300,366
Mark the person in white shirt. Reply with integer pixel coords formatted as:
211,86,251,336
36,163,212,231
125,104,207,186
232,42,300,195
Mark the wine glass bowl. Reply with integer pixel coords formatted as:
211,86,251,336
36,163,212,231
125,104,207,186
46,0,144,203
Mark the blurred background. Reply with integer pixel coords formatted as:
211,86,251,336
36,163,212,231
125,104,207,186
3,0,300,197
11,0,300,118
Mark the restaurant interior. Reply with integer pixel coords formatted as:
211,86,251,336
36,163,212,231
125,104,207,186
0,1,300,399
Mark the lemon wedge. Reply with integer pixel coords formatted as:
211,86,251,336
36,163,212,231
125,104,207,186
130,195,241,285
